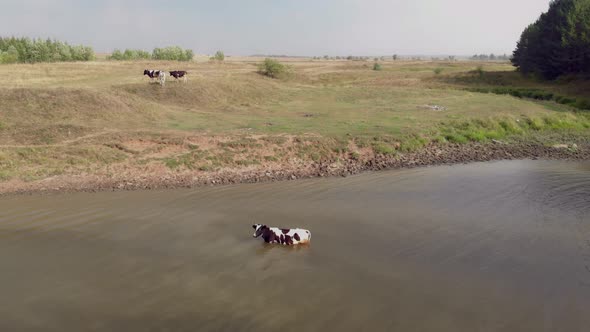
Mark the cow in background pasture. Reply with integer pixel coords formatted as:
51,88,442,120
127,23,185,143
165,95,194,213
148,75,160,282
143,69,166,85
169,71,188,82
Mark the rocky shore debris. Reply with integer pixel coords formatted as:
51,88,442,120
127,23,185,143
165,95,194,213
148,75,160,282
552,143,578,150
420,104,447,111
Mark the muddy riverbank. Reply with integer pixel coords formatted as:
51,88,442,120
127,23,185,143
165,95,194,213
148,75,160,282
2,138,588,196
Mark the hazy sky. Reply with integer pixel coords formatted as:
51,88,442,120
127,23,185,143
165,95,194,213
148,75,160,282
1,0,550,56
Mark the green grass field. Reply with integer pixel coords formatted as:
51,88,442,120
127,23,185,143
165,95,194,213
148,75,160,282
0,59,588,182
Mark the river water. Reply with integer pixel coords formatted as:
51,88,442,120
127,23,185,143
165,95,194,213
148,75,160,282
1,160,589,331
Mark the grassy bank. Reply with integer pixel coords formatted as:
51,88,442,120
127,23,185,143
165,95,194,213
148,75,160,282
0,59,588,190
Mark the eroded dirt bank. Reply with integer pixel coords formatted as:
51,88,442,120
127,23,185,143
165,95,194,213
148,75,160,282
1,139,588,196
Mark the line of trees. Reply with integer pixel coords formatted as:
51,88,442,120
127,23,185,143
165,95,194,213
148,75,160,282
153,46,194,61
109,46,194,61
108,49,151,61
314,56,398,61
0,37,95,64
512,0,590,79
470,54,510,61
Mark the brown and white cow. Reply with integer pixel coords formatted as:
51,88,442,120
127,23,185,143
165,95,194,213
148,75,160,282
252,224,311,245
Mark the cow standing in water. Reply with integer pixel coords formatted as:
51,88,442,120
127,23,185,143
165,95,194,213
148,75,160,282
169,71,188,83
143,69,166,85
252,224,311,245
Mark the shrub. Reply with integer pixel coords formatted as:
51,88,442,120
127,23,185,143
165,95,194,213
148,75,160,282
258,58,288,78
574,99,590,110
213,50,225,61
468,87,590,111
109,49,123,60
509,89,522,98
152,46,193,61
70,45,95,61
556,96,576,105
108,49,150,61
475,65,484,77
434,67,443,75
373,63,382,71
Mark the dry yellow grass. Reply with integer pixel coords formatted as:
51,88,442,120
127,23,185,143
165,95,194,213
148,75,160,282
0,59,588,183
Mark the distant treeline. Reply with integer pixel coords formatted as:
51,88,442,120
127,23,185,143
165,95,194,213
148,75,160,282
108,47,194,61
470,54,510,61
0,37,95,64
313,55,512,62
512,0,590,79
311,56,391,61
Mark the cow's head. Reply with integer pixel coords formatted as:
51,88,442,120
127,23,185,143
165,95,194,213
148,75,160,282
252,224,266,238
143,69,149,75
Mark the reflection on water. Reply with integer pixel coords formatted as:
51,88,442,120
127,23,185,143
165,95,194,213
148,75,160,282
1,160,589,331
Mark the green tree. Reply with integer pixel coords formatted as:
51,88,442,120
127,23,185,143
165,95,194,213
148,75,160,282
109,49,123,60
108,49,152,61
123,49,137,60
57,42,72,61
512,0,590,78
183,49,194,61
1,45,19,63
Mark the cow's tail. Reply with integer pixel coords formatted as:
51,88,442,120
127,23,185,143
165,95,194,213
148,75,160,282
306,230,311,241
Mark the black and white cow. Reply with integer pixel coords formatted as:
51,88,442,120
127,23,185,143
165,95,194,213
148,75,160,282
143,69,166,85
169,70,188,82
252,224,311,245
143,69,159,80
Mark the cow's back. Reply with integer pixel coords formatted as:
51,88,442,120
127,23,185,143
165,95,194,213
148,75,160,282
292,228,311,244
271,227,311,245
